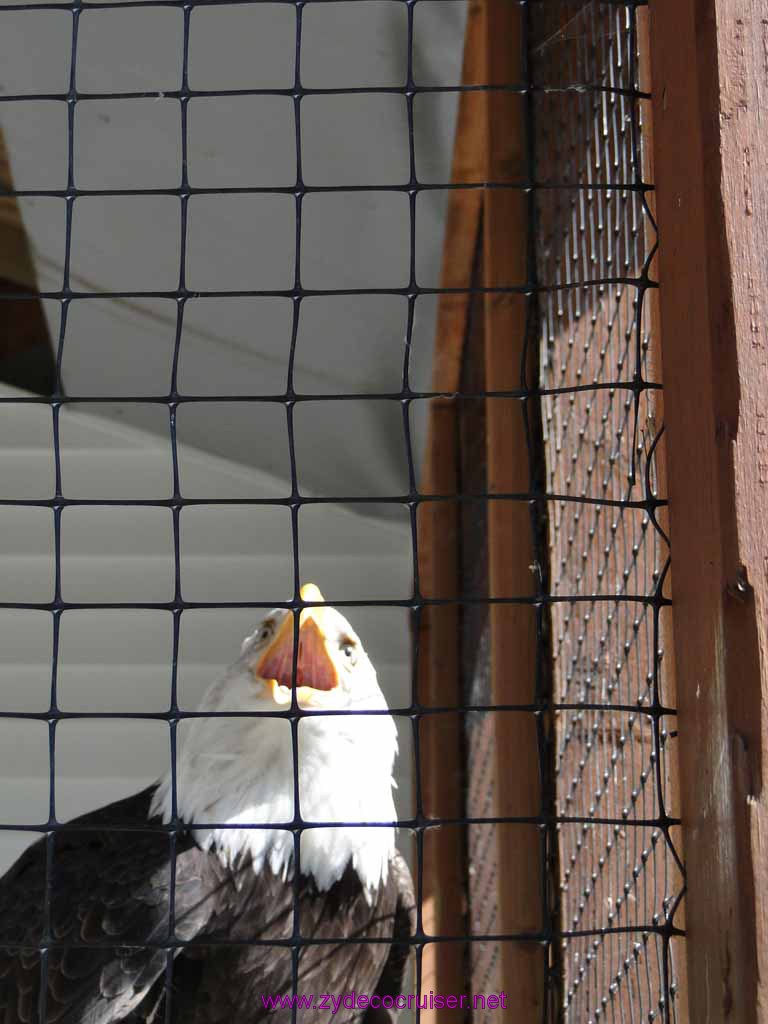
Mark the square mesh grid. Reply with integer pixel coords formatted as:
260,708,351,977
0,0,685,1021
530,2,685,1020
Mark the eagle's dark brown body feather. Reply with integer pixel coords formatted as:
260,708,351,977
0,787,414,1024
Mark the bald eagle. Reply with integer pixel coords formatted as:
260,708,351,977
0,586,415,1023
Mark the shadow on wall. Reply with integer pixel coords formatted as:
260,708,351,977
0,128,56,395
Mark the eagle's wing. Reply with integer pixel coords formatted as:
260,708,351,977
154,851,415,1024
0,786,223,1024
364,850,416,1022
0,790,416,1024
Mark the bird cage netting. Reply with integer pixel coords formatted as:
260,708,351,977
530,2,685,1020
452,3,685,1021
0,0,687,1021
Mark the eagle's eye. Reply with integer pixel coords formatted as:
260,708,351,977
340,638,357,665
256,620,276,646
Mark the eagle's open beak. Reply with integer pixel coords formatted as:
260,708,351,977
255,583,339,702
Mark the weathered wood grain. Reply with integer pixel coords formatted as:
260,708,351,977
636,9,691,1019
649,0,768,1019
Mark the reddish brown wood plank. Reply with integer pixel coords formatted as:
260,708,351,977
635,9,690,1019
416,7,484,1015
649,0,768,1019
429,0,484,398
480,0,542,1018
418,399,467,1023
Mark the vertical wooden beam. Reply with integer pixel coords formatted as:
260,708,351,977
416,6,484,1018
418,400,467,1019
635,10,690,1019
419,2,543,1017
428,0,485,397
481,0,542,1018
649,0,768,1020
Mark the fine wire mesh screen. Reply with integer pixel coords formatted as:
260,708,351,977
458,265,495,1013
529,2,685,1021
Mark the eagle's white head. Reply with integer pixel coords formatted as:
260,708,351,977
151,584,399,900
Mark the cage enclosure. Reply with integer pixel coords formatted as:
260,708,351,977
1,1,767,1023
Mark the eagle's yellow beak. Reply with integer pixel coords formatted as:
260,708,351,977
255,584,339,701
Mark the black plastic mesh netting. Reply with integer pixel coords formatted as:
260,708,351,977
530,2,685,1020
0,0,686,1021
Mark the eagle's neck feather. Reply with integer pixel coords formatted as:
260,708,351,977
151,669,398,899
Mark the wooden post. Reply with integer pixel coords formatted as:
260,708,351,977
418,2,543,1017
635,10,691,1019
418,399,467,1015
649,1,768,1020
481,0,542,1018
423,0,485,404
416,4,483,1017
